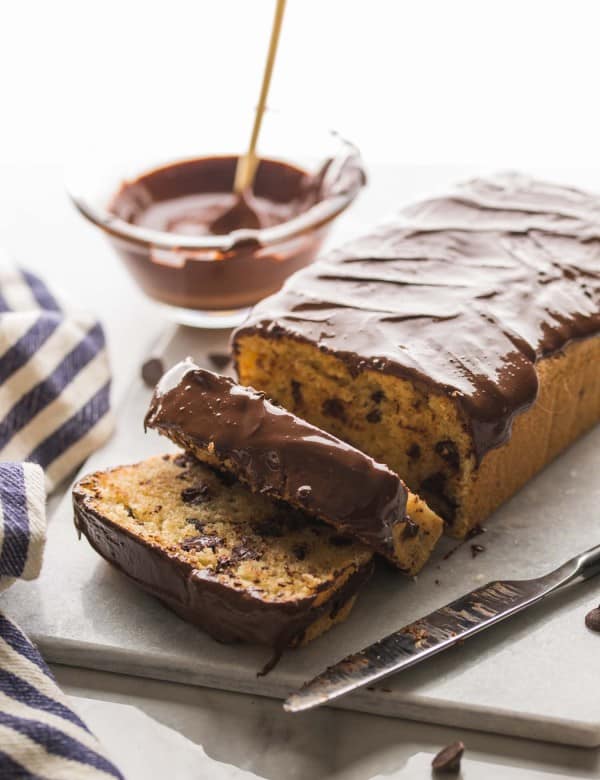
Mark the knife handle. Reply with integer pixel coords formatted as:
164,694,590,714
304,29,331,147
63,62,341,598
576,543,600,580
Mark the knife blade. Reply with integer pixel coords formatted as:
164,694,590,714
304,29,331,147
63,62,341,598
284,541,600,713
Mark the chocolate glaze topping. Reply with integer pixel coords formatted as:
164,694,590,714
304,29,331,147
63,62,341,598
73,490,373,650
145,361,410,563
234,173,600,460
111,156,319,237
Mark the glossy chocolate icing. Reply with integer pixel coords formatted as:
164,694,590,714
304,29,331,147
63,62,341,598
111,156,318,237
145,361,411,564
73,490,373,649
234,173,600,460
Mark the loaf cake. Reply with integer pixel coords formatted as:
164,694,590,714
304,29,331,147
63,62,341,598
145,361,443,573
233,173,600,537
73,453,373,649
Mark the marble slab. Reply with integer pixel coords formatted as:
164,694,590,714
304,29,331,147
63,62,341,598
5,322,600,748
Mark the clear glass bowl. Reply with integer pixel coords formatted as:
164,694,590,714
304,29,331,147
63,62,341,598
66,109,365,328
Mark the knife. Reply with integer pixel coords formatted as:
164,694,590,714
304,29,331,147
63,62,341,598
284,542,600,713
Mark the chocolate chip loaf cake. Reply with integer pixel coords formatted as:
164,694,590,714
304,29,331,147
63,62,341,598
233,173,600,537
73,454,373,649
145,361,443,573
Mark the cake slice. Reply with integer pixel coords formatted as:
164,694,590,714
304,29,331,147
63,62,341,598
144,361,443,573
233,173,600,537
73,453,373,649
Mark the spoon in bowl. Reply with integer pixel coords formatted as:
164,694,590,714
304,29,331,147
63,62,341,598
210,0,287,235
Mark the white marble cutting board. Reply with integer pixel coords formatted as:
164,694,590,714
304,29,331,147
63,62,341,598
5,321,600,748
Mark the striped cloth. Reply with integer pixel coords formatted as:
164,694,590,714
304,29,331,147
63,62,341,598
0,262,122,778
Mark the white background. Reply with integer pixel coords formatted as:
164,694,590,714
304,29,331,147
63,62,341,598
1,0,599,167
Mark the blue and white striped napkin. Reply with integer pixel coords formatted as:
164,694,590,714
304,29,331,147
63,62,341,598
0,261,123,778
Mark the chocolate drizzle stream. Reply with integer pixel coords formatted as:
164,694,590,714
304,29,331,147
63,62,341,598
234,173,600,460
145,362,409,563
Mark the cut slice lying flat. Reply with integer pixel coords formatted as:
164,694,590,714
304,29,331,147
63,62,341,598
73,453,374,650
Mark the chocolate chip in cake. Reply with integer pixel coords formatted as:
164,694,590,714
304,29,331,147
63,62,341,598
232,448,251,467
402,516,419,539
322,397,346,421
253,520,284,538
291,379,303,406
366,408,382,423
585,606,600,632
432,741,464,773
181,534,223,551
208,352,231,371
296,485,312,503
209,466,237,487
471,543,486,558
265,450,281,471
181,483,212,505
292,544,308,561
186,517,205,531
173,454,190,468
435,439,460,470
420,472,457,524
125,506,136,519
330,534,353,547
231,544,262,562
371,389,386,404
406,442,421,460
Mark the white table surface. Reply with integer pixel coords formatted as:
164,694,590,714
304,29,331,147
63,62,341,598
2,162,600,779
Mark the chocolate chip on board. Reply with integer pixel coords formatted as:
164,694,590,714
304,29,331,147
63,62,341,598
585,606,600,632
431,741,465,773
208,352,231,371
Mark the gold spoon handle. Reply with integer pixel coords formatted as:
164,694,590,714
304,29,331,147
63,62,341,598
233,0,287,194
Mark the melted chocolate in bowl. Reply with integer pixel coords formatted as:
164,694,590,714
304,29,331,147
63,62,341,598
108,156,329,311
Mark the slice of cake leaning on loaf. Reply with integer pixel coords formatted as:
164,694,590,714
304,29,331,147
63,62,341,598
144,361,443,574
73,454,374,650
233,173,600,537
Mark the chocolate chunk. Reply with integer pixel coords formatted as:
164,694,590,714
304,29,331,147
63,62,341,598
173,453,190,468
125,506,135,519
231,545,262,562
402,516,419,539
431,741,464,773
296,485,312,503
253,520,284,538
292,544,308,561
406,443,421,460
141,357,165,388
186,517,205,531
435,439,460,470
181,483,211,505
366,408,382,423
371,389,386,403
209,466,237,487
265,450,280,471
181,534,222,551
208,352,231,371
322,397,346,421
471,543,485,558
291,379,303,406
420,472,457,524
585,606,600,632
330,534,353,547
